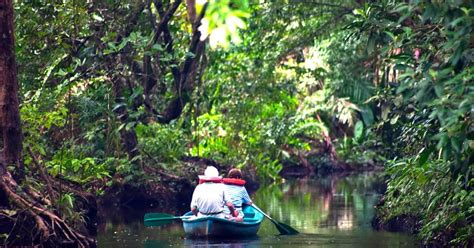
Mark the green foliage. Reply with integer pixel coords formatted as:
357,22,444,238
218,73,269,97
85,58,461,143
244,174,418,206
336,132,385,166
136,122,188,163
346,2,473,244
195,1,366,179
14,0,365,185
190,112,228,159
57,192,86,229
190,105,288,180
46,150,110,184
253,155,282,182
350,1,473,172
58,192,75,214
199,0,250,48
20,102,68,156
380,158,473,246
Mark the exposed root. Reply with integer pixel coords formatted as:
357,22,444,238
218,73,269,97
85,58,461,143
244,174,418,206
24,185,52,206
0,172,95,247
27,146,57,202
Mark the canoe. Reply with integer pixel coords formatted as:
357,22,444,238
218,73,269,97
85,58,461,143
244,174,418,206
182,206,264,237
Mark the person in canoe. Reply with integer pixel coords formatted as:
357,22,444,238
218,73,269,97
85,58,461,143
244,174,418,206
223,168,253,222
190,166,239,219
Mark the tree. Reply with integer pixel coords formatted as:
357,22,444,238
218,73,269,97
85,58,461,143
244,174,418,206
0,0,22,175
0,0,94,246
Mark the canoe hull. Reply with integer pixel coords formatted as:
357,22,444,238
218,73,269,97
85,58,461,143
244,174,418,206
183,219,261,237
182,206,263,237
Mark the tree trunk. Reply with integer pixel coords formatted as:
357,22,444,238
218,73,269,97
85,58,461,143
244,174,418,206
0,0,22,174
186,0,196,24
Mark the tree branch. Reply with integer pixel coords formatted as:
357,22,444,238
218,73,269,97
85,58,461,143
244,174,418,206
142,0,183,117
155,3,208,124
148,0,182,48
154,0,181,85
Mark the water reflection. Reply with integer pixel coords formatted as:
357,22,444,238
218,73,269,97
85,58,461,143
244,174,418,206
97,172,416,247
254,173,383,234
181,237,259,248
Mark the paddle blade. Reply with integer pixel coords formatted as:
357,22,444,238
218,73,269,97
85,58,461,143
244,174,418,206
275,221,299,235
250,205,299,235
144,213,176,220
144,213,181,227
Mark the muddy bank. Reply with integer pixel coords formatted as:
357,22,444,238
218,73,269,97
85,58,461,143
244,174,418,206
371,209,474,247
371,191,474,247
279,163,383,178
371,213,421,234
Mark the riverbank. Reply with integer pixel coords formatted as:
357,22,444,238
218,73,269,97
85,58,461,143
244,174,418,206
279,162,383,178
370,159,473,247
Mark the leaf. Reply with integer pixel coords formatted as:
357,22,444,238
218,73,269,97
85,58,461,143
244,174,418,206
107,42,117,50
381,104,390,121
396,80,411,94
436,133,449,150
152,44,163,51
418,147,433,166
393,95,403,107
112,103,126,112
353,8,365,16
185,52,196,58
360,106,374,126
118,123,126,131
117,39,129,51
56,69,68,76
64,194,74,208
434,83,443,97
281,150,290,159
125,122,135,131
354,120,364,143
450,16,465,27
451,46,463,66
390,115,399,125
451,137,461,153
384,31,395,41
92,14,104,22
393,4,409,13
367,34,376,54
36,145,46,156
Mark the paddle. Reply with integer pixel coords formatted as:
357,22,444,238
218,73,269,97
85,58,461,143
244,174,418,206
144,213,191,227
250,205,299,235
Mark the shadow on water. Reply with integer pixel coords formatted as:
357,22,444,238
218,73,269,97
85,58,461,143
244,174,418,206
97,172,417,247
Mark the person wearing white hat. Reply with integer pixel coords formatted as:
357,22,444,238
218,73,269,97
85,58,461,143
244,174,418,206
190,166,238,218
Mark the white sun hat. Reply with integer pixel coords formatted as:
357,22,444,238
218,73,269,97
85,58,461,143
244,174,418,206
198,166,222,180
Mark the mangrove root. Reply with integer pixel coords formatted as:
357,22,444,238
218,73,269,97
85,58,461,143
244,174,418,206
0,172,95,247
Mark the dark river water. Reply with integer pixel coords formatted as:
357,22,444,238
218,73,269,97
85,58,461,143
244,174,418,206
97,172,416,247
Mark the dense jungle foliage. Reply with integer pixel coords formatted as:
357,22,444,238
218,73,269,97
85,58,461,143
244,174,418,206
0,0,472,246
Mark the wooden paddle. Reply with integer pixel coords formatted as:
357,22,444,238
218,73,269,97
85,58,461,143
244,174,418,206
250,205,299,235
144,213,191,227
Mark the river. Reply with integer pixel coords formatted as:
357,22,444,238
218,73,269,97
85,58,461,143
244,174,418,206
97,172,416,247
